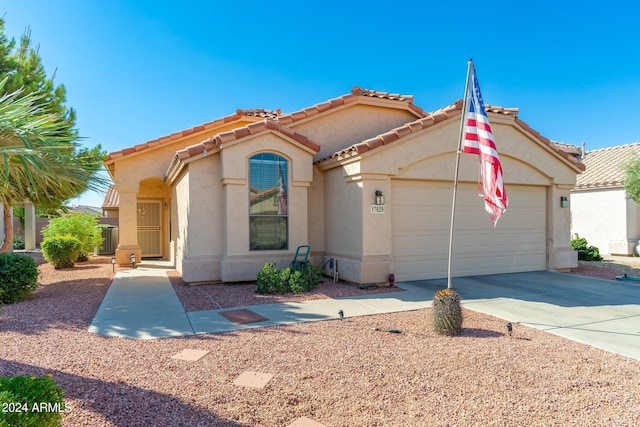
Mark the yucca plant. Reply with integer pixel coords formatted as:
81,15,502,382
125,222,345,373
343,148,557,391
433,288,463,336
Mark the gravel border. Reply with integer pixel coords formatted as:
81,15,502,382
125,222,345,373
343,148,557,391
0,256,639,426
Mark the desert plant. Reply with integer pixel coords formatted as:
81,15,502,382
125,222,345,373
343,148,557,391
41,235,82,269
41,214,103,261
571,237,603,261
433,288,463,336
0,253,39,304
0,374,68,426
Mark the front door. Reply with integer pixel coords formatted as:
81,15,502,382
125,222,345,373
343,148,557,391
137,201,162,257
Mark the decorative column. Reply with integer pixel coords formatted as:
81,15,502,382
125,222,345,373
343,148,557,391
23,199,36,251
114,187,141,265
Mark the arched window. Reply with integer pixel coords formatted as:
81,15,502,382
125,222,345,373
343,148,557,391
249,153,288,250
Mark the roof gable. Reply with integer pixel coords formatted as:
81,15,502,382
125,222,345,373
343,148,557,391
574,142,640,190
165,119,321,184
104,109,279,165
316,101,585,172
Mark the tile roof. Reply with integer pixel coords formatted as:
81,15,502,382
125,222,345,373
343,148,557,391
106,87,423,165
574,142,640,190
102,185,119,209
317,101,585,171
165,119,322,183
104,111,267,164
553,142,582,156
276,86,425,125
318,101,462,161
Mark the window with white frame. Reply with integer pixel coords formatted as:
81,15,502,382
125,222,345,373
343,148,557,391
249,153,288,250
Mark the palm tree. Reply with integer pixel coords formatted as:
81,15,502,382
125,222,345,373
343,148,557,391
0,80,107,252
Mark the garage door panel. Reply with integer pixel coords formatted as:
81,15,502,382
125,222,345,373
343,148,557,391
392,181,546,281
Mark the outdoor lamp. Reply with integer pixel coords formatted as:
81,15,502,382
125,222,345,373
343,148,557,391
560,196,569,208
375,190,384,205
111,257,116,273
506,322,513,336
129,253,136,269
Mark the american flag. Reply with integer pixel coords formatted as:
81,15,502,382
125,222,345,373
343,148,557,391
462,64,508,227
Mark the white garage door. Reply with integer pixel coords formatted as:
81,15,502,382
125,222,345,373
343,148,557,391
392,180,546,281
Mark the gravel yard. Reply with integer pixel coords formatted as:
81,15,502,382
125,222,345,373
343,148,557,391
1,254,639,426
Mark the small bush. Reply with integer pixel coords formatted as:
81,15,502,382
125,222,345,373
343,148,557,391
0,253,39,304
433,288,463,336
571,237,603,261
41,235,82,269
12,235,25,250
256,262,323,295
41,213,103,261
0,374,68,426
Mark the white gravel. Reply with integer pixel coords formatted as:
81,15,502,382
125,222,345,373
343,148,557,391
1,256,639,426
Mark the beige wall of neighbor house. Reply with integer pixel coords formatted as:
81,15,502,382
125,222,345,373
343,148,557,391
571,189,640,255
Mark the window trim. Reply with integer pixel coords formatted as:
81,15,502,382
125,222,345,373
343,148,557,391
248,152,289,251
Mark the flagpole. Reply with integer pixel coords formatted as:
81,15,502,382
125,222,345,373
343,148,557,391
446,59,474,289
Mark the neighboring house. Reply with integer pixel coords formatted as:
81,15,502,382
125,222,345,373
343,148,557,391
102,185,120,218
104,87,584,284
70,205,103,216
571,143,640,255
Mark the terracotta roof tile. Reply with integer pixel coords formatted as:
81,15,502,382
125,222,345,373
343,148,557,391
237,108,280,119
319,101,462,161
166,119,322,182
553,142,581,156
351,86,414,102
317,99,585,172
102,185,119,208
574,142,640,190
105,111,264,163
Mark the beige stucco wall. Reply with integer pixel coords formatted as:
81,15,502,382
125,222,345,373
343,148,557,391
291,104,418,160
571,188,640,255
175,131,316,283
174,156,225,283
318,114,580,283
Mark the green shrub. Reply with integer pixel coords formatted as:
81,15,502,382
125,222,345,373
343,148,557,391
433,288,463,336
0,374,68,426
571,237,603,261
12,235,25,250
256,263,287,294
0,253,39,304
41,214,103,261
256,262,323,295
41,235,82,269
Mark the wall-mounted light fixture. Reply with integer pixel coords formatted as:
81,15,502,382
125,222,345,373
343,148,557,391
560,196,569,208
375,190,385,205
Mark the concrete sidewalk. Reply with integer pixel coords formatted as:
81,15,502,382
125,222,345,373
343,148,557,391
89,268,640,361
88,267,431,340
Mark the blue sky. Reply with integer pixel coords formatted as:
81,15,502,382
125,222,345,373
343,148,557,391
3,0,639,207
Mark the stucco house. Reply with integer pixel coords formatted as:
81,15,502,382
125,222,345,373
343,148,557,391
571,143,640,255
105,87,584,284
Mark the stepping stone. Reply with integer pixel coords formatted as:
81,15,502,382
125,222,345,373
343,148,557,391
171,349,210,361
288,417,326,427
233,371,273,388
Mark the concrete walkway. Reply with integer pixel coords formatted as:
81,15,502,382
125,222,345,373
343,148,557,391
88,267,431,340
89,268,640,361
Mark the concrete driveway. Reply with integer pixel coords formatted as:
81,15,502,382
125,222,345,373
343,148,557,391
413,271,640,361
